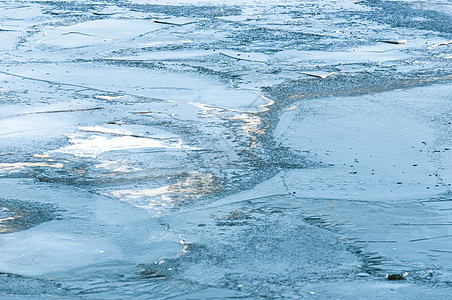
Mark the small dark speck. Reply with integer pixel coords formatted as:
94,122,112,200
386,274,406,281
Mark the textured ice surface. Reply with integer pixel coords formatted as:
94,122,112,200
272,82,452,281
275,83,452,200
0,0,451,298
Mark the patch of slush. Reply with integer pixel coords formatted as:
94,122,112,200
145,199,361,298
0,272,69,298
364,0,452,33
0,198,56,234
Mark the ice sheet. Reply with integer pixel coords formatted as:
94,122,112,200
1,0,451,298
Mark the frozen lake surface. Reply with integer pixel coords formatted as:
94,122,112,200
0,0,451,298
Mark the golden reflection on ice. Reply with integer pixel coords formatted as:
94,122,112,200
230,113,266,143
0,207,21,233
255,92,275,112
0,210,19,222
186,91,274,149
111,172,219,211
